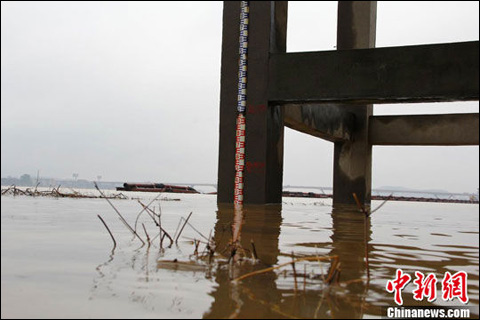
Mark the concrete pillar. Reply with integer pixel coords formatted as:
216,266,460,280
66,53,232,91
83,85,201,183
217,1,287,204
217,1,243,204
333,1,377,209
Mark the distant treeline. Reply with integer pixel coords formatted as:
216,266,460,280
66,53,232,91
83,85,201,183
1,174,121,190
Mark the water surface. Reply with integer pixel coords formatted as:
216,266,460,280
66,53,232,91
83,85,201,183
1,191,478,318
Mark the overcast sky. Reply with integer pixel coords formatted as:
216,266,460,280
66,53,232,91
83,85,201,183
1,1,478,193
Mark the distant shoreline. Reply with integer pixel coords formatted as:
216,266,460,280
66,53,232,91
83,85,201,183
1,176,478,201
2,184,478,205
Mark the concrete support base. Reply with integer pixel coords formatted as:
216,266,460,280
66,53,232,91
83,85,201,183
217,1,479,206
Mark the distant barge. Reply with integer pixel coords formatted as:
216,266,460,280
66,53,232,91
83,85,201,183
117,183,199,194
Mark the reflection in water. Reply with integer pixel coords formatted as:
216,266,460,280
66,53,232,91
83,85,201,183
275,208,372,319
204,204,282,318
204,205,373,319
90,246,150,302
87,202,478,318
216,204,282,266
325,208,371,318
91,249,116,298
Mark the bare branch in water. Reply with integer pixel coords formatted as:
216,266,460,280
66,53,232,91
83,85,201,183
158,210,163,248
251,239,258,261
371,194,393,214
149,228,174,248
94,182,145,246
97,214,117,250
291,252,298,292
175,212,193,243
142,223,151,247
353,193,369,216
133,193,164,232
137,201,174,247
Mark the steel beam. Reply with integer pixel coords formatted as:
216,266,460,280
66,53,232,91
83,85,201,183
369,113,479,146
269,41,479,105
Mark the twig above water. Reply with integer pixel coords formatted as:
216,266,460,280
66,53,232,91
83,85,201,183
175,212,193,244
250,240,258,261
353,193,368,216
97,214,117,250
133,192,164,232
291,252,298,292
94,182,145,246
137,201,174,247
142,223,151,247
371,194,393,214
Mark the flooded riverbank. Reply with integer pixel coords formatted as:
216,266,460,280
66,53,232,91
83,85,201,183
1,191,478,318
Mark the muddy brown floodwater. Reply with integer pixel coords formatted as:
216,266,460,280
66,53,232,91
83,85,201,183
1,189,478,318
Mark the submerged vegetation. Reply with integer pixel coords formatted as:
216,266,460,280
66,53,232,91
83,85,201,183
93,183,367,303
0,184,182,201
1,184,127,199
